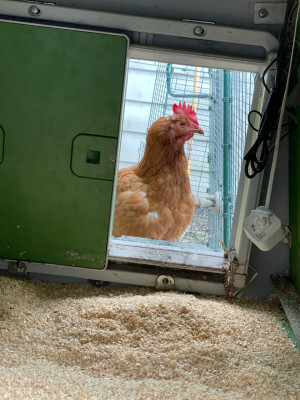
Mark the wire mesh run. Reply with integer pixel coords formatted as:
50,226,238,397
121,60,255,250
144,63,255,250
208,69,224,250
230,71,256,223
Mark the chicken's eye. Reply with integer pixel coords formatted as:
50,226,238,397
180,121,186,127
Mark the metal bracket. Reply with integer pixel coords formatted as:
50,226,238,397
194,192,221,214
254,3,286,25
0,257,247,295
222,143,232,149
222,97,232,103
222,212,231,219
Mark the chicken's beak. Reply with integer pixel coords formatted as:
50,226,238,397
190,127,204,135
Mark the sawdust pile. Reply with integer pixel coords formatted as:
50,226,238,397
0,276,299,400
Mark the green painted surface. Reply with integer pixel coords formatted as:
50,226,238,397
289,18,300,292
282,321,300,350
290,107,300,292
223,70,231,247
0,22,127,268
71,134,117,180
0,126,4,164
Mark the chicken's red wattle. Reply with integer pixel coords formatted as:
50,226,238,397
181,132,194,144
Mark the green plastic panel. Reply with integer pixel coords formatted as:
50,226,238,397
290,106,300,293
0,126,4,164
71,134,117,180
0,21,127,269
289,19,300,293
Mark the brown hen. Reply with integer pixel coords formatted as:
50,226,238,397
112,102,204,241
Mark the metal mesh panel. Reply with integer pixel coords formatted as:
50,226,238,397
208,69,224,250
134,62,255,250
163,65,211,200
146,64,212,246
147,63,169,129
229,71,256,226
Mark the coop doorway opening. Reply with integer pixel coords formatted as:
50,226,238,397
111,59,256,256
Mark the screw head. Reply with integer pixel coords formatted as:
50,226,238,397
28,5,41,16
193,26,206,37
258,8,269,18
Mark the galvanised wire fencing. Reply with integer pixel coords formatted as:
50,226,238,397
143,63,255,250
230,71,257,221
208,69,224,250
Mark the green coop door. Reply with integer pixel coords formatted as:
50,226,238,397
0,21,128,269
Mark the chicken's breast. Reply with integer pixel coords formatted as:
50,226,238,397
112,166,195,241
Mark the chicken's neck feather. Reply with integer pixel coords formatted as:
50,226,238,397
136,136,188,180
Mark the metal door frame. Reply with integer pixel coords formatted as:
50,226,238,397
0,0,278,73
0,2,279,295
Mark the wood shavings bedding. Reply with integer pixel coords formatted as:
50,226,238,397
0,276,299,400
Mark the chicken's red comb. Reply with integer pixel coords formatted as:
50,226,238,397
172,101,199,126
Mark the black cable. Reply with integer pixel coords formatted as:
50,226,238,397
244,0,299,179
262,58,277,93
248,110,262,131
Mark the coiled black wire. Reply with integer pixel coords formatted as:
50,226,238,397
244,0,299,179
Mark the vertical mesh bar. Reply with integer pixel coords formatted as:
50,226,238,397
208,69,224,250
147,63,169,129
229,71,256,228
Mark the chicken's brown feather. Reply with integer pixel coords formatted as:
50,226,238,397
112,114,200,241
